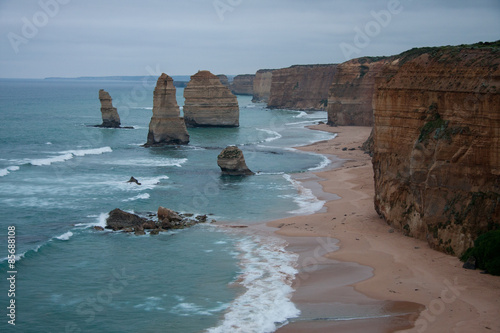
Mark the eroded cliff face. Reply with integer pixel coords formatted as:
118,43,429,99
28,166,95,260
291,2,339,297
267,64,337,110
252,69,273,103
373,45,500,256
145,73,189,146
327,57,391,126
183,70,239,127
231,74,254,95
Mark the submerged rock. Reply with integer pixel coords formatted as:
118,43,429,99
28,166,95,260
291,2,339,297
127,177,141,185
217,146,254,176
145,73,190,146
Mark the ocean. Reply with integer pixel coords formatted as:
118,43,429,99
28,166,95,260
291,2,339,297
0,78,335,333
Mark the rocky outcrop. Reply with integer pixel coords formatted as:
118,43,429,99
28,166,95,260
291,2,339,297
252,69,274,103
217,146,254,176
97,89,121,128
105,207,213,234
372,43,500,256
145,73,190,146
327,57,391,126
267,64,337,110
183,70,239,127
230,74,255,95
105,208,155,231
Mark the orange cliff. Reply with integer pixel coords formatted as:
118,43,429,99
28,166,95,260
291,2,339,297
267,64,337,111
327,57,392,126
372,43,500,256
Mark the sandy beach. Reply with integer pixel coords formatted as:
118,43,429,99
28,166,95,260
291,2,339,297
266,125,500,332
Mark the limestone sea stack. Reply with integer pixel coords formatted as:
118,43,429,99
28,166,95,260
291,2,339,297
183,70,239,127
98,89,121,128
217,146,254,176
145,73,190,146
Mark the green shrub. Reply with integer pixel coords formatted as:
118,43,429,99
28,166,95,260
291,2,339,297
461,230,500,275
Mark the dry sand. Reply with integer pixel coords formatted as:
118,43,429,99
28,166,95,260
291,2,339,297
266,125,500,332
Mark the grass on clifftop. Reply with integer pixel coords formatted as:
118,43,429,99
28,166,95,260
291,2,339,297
397,40,500,65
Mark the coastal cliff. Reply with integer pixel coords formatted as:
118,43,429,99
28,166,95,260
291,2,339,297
217,74,230,88
267,64,337,110
145,73,189,146
327,57,391,126
252,69,274,103
372,43,500,256
183,70,239,127
230,74,254,95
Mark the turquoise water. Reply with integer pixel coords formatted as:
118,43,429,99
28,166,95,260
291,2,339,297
0,78,334,332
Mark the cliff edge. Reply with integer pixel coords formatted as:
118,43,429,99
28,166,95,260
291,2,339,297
267,64,337,111
372,42,500,256
327,57,391,126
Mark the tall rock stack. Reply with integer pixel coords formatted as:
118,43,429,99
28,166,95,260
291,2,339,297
183,70,239,127
98,89,121,128
145,73,190,146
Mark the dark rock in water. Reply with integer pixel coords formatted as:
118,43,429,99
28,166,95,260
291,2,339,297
127,177,141,185
93,226,105,231
463,256,477,270
150,229,161,235
106,207,211,235
106,208,151,231
217,146,254,176
134,227,146,236
97,89,121,128
196,214,207,222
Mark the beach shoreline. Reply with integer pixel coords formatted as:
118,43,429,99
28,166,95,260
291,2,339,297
264,125,500,332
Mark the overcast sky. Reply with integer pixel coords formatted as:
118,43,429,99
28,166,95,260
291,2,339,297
0,0,499,78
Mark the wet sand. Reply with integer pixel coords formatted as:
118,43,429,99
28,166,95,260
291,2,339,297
266,125,500,332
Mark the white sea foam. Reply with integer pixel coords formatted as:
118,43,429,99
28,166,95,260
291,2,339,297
122,193,150,202
171,301,229,317
0,166,20,177
75,212,109,229
106,157,187,168
27,147,112,166
282,174,325,215
256,128,282,143
60,146,113,157
294,111,307,118
308,154,331,171
207,236,300,333
56,231,73,241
